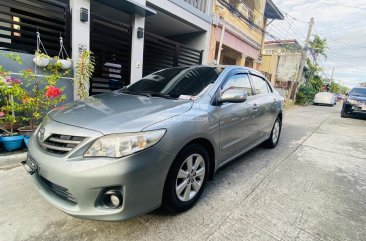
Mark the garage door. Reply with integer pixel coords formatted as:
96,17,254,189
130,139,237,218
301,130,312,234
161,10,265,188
143,32,203,76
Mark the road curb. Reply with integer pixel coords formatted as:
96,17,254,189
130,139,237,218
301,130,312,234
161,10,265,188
0,152,27,170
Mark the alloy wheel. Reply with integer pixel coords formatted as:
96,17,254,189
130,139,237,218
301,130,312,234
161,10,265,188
175,154,206,202
272,121,280,144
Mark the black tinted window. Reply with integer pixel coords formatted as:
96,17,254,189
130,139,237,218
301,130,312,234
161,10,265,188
350,88,366,97
125,67,224,98
222,74,253,96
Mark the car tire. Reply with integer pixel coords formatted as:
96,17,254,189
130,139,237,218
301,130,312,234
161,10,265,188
341,108,349,118
263,117,282,149
162,144,209,213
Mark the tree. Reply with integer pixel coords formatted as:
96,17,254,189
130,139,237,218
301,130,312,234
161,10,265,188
329,82,341,94
296,58,324,104
309,35,327,64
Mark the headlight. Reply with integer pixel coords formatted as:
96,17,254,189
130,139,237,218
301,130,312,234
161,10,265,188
84,129,166,158
347,99,359,105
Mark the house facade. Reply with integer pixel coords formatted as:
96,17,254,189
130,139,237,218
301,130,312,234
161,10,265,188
262,39,306,92
0,0,214,99
208,0,283,69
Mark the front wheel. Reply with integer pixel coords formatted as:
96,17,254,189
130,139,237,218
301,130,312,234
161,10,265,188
341,108,349,118
263,117,282,148
162,144,209,213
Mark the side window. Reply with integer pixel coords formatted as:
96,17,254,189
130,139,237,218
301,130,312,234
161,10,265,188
251,75,272,95
222,74,253,96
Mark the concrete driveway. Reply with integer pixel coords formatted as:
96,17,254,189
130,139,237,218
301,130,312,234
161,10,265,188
1,104,365,241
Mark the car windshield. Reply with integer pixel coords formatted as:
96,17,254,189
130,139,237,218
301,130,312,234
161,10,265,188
122,67,224,99
349,88,366,97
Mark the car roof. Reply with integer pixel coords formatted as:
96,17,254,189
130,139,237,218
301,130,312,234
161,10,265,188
316,92,334,95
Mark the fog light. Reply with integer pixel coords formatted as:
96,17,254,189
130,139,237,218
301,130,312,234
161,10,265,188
110,195,120,207
101,190,123,209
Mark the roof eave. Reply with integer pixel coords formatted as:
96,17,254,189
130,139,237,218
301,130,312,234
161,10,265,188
265,0,284,20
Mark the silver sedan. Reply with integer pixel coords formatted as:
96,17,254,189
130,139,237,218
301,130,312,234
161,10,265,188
24,66,284,221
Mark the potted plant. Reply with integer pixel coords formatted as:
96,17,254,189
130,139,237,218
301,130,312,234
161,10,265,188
17,60,67,137
75,50,95,100
1,53,67,148
0,74,25,152
33,50,50,67
56,57,72,70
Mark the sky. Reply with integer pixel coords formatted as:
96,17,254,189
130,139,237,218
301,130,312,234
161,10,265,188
267,0,366,88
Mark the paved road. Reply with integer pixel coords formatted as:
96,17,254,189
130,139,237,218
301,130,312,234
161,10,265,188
1,105,366,241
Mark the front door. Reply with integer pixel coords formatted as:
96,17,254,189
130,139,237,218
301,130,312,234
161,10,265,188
219,73,259,164
90,14,132,95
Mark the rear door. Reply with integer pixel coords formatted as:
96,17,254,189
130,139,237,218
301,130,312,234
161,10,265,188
218,72,259,164
250,74,277,137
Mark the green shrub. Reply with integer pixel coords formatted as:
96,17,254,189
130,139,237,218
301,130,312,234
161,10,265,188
296,84,316,105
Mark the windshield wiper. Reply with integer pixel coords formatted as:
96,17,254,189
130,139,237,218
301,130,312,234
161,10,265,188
139,92,177,99
120,90,151,97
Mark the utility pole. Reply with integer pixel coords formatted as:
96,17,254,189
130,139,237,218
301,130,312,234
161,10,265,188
330,67,335,82
292,17,314,101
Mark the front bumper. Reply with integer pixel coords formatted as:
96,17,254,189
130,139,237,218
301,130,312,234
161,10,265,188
25,123,175,221
343,102,366,115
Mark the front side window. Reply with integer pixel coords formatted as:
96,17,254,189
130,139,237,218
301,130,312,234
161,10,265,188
251,75,272,95
124,67,224,98
222,74,253,96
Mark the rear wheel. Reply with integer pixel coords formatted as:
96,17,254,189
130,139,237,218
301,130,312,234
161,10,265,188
263,117,282,148
162,144,209,212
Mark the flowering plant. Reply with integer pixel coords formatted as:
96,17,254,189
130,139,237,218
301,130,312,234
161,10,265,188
0,53,67,132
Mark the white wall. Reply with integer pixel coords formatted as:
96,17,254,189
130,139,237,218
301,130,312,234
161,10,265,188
70,0,90,100
276,53,302,82
130,0,146,83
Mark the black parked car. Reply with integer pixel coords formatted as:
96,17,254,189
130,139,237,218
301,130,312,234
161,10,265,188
341,87,366,118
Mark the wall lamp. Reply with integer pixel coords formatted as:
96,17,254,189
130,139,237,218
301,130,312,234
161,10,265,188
137,27,144,39
80,8,88,22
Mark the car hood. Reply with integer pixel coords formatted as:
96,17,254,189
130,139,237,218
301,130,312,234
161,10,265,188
348,95,366,102
48,92,193,134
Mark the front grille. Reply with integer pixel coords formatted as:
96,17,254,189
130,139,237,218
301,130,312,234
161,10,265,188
39,134,86,155
39,176,77,204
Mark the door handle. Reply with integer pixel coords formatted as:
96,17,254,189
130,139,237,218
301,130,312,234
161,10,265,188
252,104,258,111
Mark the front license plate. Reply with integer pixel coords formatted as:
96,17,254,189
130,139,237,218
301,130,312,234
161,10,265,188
22,156,38,175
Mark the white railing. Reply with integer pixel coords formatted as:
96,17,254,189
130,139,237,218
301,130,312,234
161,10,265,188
184,0,210,14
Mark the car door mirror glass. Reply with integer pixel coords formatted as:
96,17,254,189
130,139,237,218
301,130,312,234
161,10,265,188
219,88,248,104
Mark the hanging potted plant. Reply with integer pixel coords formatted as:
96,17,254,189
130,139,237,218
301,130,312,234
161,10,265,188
56,57,72,70
55,36,72,70
33,32,51,67
33,50,50,67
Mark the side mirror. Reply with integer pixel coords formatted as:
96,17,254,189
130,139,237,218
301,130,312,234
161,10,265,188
218,87,248,104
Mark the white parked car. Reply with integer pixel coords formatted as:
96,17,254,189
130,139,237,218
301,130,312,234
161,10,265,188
313,92,337,106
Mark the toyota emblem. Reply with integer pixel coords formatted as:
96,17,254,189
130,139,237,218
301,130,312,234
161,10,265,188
39,127,45,140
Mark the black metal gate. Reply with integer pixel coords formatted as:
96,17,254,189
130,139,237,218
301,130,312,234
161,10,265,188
0,0,70,56
90,14,132,95
143,32,204,76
